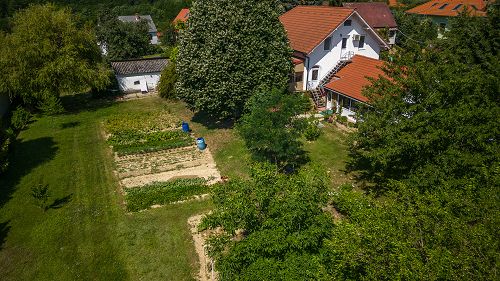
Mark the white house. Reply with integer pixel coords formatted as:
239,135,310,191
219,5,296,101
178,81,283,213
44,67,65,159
280,6,389,107
118,14,159,45
111,58,168,93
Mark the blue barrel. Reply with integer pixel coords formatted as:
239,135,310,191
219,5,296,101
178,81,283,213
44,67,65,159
196,137,206,150
182,121,190,132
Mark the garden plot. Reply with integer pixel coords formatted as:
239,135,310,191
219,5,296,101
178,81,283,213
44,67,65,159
104,110,221,194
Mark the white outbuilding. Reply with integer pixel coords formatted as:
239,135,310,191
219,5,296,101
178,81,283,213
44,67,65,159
111,58,168,94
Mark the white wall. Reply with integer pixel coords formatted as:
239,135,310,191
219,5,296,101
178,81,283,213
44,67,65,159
150,32,159,45
116,72,161,93
302,13,383,91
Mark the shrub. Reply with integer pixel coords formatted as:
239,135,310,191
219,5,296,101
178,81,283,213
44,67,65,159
0,134,10,174
31,184,50,211
10,106,32,131
125,178,207,211
158,61,177,99
304,120,321,141
338,116,348,125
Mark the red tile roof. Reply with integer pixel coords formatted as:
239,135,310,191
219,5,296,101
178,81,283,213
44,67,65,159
279,6,354,54
343,2,398,29
173,8,190,23
388,0,406,7
405,0,487,17
324,55,386,103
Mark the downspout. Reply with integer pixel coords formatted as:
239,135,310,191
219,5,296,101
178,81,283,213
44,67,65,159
305,55,310,91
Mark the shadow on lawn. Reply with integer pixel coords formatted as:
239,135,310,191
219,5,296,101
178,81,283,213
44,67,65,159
0,220,10,250
191,111,235,130
60,93,114,115
0,137,58,209
48,194,73,210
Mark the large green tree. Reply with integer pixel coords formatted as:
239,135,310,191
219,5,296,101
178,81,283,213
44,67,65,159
96,10,157,60
0,4,110,113
175,0,292,119
336,10,500,280
202,163,333,281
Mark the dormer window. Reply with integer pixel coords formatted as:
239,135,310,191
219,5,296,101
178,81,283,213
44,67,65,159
452,4,463,10
439,3,448,9
344,20,352,26
324,37,332,50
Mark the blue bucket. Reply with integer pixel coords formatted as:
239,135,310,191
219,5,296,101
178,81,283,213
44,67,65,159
196,137,206,150
182,121,190,133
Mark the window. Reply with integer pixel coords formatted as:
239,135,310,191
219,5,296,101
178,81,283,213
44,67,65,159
452,4,463,10
341,38,347,49
311,68,319,81
431,2,439,7
134,81,140,85
388,30,396,37
295,72,303,82
439,3,448,9
358,35,365,48
324,36,332,50
344,20,352,26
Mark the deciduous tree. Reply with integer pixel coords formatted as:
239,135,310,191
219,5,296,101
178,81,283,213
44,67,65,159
175,0,292,119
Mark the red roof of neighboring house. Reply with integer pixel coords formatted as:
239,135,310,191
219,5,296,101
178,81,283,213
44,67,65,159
292,57,304,65
343,2,398,29
405,0,487,17
324,55,386,103
279,6,354,54
173,8,190,23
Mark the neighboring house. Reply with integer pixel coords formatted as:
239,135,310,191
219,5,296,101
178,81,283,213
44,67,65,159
173,8,190,27
111,58,168,93
279,6,389,107
118,14,159,44
343,2,398,45
405,0,487,37
324,55,386,122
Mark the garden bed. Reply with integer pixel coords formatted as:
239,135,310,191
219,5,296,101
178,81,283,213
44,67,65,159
125,178,208,212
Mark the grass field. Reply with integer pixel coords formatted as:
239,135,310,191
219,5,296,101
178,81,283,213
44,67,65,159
0,94,350,280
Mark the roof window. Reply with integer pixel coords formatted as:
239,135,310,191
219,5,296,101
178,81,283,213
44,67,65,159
431,2,439,7
439,3,448,9
452,4,463,10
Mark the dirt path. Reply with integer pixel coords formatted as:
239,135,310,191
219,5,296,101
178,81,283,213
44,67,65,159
188,214,218,281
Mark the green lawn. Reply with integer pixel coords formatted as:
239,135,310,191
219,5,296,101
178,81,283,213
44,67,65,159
0,96,211,280
0,95,351,280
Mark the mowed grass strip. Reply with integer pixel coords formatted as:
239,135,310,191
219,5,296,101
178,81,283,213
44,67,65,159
125,178,208,212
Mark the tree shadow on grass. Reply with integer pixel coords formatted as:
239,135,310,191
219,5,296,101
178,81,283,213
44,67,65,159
48,194,73,209
0,137,58,209
0,220,10,250
191,111,235,130
60,121,80,129
60,93,114,115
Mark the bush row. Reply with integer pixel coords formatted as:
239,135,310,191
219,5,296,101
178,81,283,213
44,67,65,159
125,178,208,211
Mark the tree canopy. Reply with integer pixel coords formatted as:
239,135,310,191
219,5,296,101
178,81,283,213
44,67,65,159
0,4,110,113
96,10,158,60
175,0,292,119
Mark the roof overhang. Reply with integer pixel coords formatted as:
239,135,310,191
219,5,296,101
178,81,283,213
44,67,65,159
351,11,390,50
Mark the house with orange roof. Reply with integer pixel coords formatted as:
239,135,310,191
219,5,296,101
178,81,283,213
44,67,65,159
405,0,487,37
324,55,387,122
173,8,190,29
279,6,389,108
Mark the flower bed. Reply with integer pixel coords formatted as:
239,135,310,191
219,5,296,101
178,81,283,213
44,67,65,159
125,178,208,211
108,130,193,155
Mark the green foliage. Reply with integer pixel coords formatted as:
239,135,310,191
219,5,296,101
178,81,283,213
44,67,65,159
0,4,110,113
304,118,321,141
108,129,193,155
96,10,157,60
339,12,500,280
176,0,293,119
201,163,334,280
104,110,181,134
10,106,32,130
237,89,309,170
0,132,10,174
31,184,50,211
125,178,207,211
158,61,177,99
393,10,437,48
